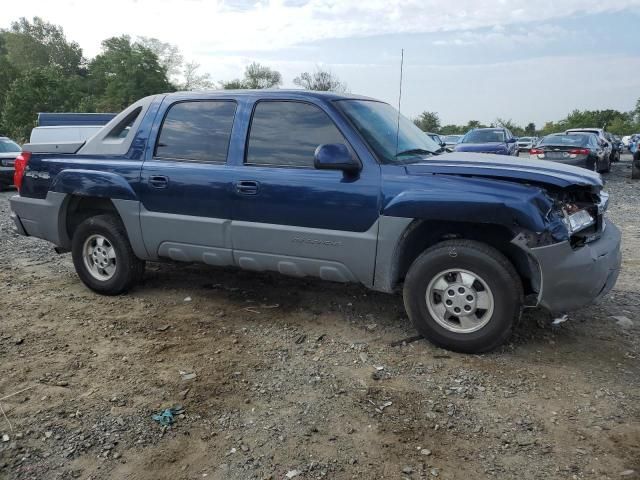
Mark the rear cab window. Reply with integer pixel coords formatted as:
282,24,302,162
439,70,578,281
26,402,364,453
245,101,346,168
155,101,237,163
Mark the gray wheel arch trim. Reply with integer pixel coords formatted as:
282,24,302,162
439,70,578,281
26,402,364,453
372,216,414,293
10,192,149,260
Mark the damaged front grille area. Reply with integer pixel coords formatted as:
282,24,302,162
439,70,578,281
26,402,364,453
550,188,607,247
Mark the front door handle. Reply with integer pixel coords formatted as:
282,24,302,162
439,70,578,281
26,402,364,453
235,180,259,195
149,175,169,189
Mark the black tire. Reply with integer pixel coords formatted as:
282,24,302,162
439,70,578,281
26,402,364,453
71,214,145,295
632,152,640,180
403,239,523,353
600,155,611,173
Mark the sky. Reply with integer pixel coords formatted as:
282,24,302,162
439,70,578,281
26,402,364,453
2,0,640,127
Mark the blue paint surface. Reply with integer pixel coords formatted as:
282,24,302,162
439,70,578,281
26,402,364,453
19,91,604,238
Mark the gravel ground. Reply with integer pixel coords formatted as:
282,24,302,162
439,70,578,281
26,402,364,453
0,156,638,480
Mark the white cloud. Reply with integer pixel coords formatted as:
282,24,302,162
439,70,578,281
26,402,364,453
2,0,639,57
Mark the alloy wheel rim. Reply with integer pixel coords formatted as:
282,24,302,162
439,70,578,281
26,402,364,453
425,268,494,333
82,234,117,281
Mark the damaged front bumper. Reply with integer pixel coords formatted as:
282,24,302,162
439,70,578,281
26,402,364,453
527,218,621,313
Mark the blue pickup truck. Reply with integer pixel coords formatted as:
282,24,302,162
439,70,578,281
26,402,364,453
9,91,621,353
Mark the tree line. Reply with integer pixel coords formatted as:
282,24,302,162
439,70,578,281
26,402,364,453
0,17,348,141
3,16,638,143
414,103,640,138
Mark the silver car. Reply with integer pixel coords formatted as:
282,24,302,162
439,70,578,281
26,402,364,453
516,136,538,152
442,134,463,149
0,137,21,190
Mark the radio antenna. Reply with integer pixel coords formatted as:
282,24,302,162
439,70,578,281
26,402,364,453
395,48,404,156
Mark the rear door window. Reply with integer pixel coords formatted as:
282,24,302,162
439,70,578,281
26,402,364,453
246,101,346,168
155,101,237,163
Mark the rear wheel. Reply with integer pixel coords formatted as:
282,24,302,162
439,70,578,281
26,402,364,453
71,214,145,295
599,155,611,173
403,240,522,353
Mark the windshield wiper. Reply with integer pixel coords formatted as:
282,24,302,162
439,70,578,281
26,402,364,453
395,148,437,157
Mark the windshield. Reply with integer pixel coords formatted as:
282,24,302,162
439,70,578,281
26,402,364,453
540,134,590,147
462,129,505,143
0,139,21,153
336,100,442,163
443,135,461,143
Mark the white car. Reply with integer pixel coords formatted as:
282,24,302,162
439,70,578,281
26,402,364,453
29,125,103,144
0,137,21,189
516,136,538,151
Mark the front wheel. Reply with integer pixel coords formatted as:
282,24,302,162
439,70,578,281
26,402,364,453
71,214,145,295
403,240,523,353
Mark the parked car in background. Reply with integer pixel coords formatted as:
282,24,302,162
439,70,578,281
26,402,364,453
30,112,119,145
530,133,609,173
604,132,621,163
0,137,21,190
442,134,463,149
9,90,621,353
37,112,116,127
566,128,612,163
516,136,538,152
633,146,640,179
454,128,518,156
30,125,104,144
425,132,451,152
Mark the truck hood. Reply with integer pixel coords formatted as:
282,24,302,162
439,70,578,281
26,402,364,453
405,152,603,190
454,143,507,153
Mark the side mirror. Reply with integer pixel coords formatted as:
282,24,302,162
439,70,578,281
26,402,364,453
507,138,517,144
314,144,361,173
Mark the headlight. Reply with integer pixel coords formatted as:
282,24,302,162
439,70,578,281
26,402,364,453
562,204,595,234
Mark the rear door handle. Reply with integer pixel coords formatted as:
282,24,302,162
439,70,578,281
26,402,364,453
235,180,259,195
149,175,169,189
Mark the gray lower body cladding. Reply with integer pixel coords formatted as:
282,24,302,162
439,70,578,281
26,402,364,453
9,192,623,314
9,192,68,245
8,193,148,259
528,219,621,313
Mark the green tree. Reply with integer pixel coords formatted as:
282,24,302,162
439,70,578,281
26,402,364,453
440,124,465,135
180,61,213,90
493,117,524,136
2,67,84,140
524,122,536,135
0,46,18,125
465,120,484,130
2,16,84,74
413,111,440,132
293,68,347,92
137,36,183,79
221,62,282,89
88,36,173,111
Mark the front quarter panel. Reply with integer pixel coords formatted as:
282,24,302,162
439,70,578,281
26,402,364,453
380,165,554,233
